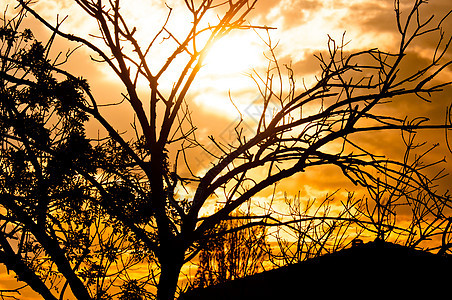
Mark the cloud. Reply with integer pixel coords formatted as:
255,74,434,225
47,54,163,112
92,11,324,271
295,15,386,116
256,0,324,29
338,0,396,34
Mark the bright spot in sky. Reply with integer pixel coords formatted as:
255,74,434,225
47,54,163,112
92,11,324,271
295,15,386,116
192,32,265,114
202,33,263,75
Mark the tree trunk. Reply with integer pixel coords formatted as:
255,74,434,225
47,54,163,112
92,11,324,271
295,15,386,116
157,248,184,300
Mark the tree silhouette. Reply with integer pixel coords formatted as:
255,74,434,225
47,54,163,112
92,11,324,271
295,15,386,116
0,8,157,299
0,11,97,299
1,0,452,299
191,209,269,290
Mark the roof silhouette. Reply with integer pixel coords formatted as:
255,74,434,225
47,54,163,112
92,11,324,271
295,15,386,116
180,240,452,299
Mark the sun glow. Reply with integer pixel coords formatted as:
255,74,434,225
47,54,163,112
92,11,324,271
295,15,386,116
191,33,265,114
202,33,263,76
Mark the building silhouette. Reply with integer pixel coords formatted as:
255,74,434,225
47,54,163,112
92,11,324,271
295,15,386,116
181,241,452,299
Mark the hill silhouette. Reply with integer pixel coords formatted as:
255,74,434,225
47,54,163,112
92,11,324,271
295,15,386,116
180,240,452,299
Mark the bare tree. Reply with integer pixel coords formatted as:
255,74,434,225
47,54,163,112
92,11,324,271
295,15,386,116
264,192,363,266
190,208,269,290
0,0,451,299
265,130,452,268
355,129,452,249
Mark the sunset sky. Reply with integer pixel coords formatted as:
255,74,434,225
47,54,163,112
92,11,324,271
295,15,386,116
1,0,452,297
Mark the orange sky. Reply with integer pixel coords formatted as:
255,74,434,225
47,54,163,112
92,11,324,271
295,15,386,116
1,0,452,298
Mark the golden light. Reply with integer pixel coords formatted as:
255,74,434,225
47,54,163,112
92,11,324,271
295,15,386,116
190,32,265,115
202,33,263,76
